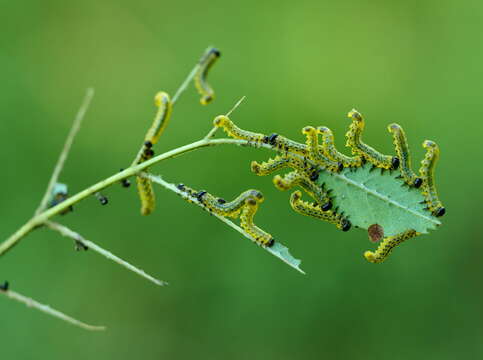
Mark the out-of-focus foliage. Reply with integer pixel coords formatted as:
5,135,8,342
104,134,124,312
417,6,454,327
0,0,482,359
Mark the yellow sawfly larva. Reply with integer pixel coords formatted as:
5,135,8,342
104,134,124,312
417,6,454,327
317,126,362,168
346,109,399,170
387,123,422,188
251,156,289,176
144,91,173,146
302,126,344,173
419,140,445,217
240,197,275,247
364,229,418,263
136,176,155,216
199,189,264,218
289,190,351,231
194,47,221,105
273,171,332,211
214,115,266,143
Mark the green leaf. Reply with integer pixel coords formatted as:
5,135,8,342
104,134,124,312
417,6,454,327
316,163,441,236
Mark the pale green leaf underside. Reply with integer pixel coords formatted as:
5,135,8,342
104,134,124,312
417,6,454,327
316,163,441,237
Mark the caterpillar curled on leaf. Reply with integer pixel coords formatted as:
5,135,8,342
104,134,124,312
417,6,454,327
240,197,274,247
387,123,422,187
317,126,362,168
194,47,221,105
364,229,418,263
302,126,344,172
137,176,155,215
144,92,173,146
273,171,332,211
289,190,351,232
214,115,266,143
346,109,399,170
419,140,445,217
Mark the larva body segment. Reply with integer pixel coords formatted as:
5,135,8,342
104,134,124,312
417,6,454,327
145,92,173,145
251,156,289,176
240,198,274,247
364,229,418,263
136,176,155,215
419,140,445,217
317,126,362,168
200,189,264,218
289,191,351,232
194,47,221,105
301,126,344,172
387,123,422,187
266,133,308,156
346,109,399,170
273,171,332,210
214,115,266,143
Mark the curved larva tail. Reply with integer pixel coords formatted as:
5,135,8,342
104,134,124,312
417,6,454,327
194,48,221,105
346,109,399,170
317,126,362,168
419,140,445,217
144,92,173,146
364,229,418,263
387,123,422,187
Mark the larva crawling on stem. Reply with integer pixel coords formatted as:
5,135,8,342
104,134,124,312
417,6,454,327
194,47,221,105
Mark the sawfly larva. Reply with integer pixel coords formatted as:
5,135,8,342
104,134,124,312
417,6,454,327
419,140,445,217
289,190,351,232
317,126,362,168
194,47,221,105
364,229,418,263
387,123,422,187
346,109,399,170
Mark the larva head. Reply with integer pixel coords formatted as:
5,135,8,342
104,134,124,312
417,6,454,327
347,109,364,123
413,177,423,188
301,126,317,136
154,91,170,107
272,175,286,190
364,251,378,263
245,197,258,207
200,95,213,106
210,48,221,58
316,126,332,137
391,156,400,170
213,115,230,128
321,201,332,211
291,190,302,202
387,123,401,134
434,207,446,217
341,219,352,232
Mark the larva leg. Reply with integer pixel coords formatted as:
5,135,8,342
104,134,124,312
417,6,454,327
251,156,290,176
199,189,264,218
346,109,399,170
289,190,351,232
387,123,422,187
137,176,155,215
213,115,266,143
301,126,343,172
240,197,275,247
317,126,362,168
364,229,418,263
194,47,220,105
273,171,332,210
419,140,445,217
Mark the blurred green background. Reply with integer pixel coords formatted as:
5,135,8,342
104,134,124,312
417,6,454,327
1,0,482,359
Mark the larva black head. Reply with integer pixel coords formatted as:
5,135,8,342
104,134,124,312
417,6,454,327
267,133,279,146
321,201,332,211
310,171,319,181
413,177,423,188
341,219,352,232
121,179,131,188
217,198,226,204
177,183,186,191
337,162,344,172
196,190,207,202
99,197,108,205
145,148,155,157
144,140,153,148
434,207,446,217
391,156,400,170
0,281,9,291
266,238,275,247
211,48,221,57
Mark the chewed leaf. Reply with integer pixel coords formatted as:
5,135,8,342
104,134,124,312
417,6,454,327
317,163,441,237
265,242,304,274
